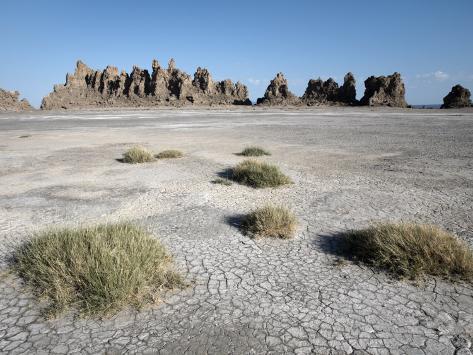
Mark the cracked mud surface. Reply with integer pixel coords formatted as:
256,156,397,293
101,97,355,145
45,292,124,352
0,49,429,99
0,107,472,354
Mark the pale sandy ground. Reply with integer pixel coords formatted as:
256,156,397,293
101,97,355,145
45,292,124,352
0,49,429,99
0,107,472,354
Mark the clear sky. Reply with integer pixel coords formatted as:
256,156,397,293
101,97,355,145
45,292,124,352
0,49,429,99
2,0,472,107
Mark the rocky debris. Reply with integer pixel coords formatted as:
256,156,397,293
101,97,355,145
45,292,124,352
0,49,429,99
441,85,472,108
0,89,34,111
256,73,301,106
360,72,408,107
41,59,251,109
301,72,357,106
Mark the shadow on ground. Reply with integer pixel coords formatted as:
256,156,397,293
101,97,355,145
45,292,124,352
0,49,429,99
216,168,234,180
312,231,369,268
224,214,245,233
314,231,348,256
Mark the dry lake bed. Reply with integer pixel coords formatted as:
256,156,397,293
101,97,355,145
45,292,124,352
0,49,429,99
0,107,472,354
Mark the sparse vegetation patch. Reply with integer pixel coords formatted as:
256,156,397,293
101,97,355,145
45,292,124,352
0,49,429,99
341,222,473,281
122,146,155,164
241,205,297,239
231,159,292,188
212,178,232,186
156,150,184,159
14,223,183,317
238,146,271,157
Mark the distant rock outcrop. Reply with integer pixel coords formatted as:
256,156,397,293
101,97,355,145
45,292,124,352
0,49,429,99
41,59,251,109
301,72,357,106
360,72,407,107
441,85,472,108
0,89,34,111
338,72,357,105
256,73,301,106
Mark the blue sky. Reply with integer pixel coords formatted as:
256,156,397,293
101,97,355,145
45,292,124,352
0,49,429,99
2,0,472,107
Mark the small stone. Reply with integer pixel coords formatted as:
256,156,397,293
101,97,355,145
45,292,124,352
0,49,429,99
51,343,69,354
288,327,306,339
452,335,472,349
266,336,281,347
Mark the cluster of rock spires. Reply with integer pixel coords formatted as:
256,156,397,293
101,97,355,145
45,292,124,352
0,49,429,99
256,73,471,109
1,59,472,111
258,73,357,106
255,72,357,106
257,72,406,107
0,89,33,111
41,59,251,109
39,59,410,109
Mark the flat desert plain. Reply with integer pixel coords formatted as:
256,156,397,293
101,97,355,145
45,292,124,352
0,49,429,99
0,107,472,354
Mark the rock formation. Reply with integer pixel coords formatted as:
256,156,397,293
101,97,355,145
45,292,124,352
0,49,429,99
359,72,407,107
41,59,251,109
441,85,472,108
0,89,34,111
338,72,357,104
301,72,357,106
256,73,301,105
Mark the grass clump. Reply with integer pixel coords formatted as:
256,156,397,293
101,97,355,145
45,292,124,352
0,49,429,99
156,150,184,159
14,223,183,317
241,205,297,239
212,178,232,186
238,146,271,157
342,223,473,281
122,146,155,164
231,159,292,188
